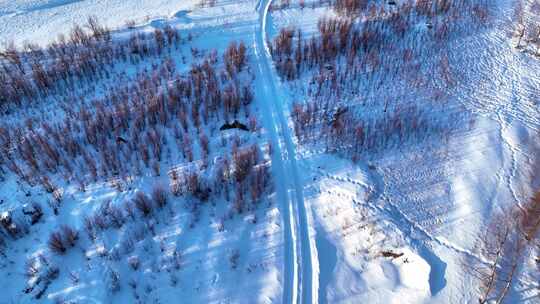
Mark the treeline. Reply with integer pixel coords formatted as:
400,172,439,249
291,98,454,160
0,40,255,193
0,16,181,109
333,0,488,19
267,0,485,160
269,0,489,80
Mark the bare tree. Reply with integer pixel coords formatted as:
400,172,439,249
471,192,539,304
133,192,153,217
152,185,168,208
48,231,66,254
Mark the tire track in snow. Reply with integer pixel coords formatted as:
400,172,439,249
254,0,315,303
252,31,298,304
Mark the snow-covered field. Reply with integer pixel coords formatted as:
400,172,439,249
0,0,538,303
267,0,539,303
0,0,201,46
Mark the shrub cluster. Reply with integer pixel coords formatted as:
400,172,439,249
0,17,180,109
0,39,255,192
48,225,78,254
270,0,490,80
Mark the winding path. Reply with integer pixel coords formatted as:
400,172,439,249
252,0,315,303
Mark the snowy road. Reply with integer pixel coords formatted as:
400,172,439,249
253,0,316,303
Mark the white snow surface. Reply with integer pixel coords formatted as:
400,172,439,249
0,0,539,303
0,0,201,47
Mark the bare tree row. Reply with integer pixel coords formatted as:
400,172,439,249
0,41,256,193
0,16,181,109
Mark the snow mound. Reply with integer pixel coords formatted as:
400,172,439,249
353,248,431,304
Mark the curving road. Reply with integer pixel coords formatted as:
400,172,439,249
252,0,315,303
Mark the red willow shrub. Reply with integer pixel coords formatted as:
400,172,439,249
0,36,257,192
0,16,181,109
270,0,490,81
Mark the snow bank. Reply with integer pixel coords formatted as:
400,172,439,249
360,248,431,304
